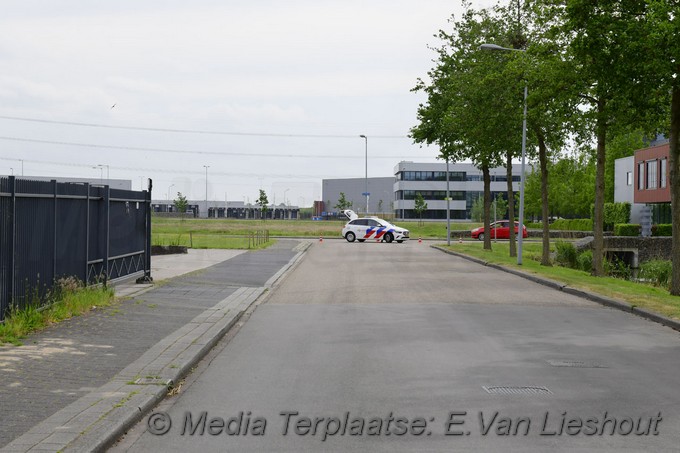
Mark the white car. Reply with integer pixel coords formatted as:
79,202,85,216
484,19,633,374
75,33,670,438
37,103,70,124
341,210,410,243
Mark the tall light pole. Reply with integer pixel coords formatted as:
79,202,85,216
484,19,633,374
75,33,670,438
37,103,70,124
92,165,103,183
19,159,23,176
168,184,175,202
359,135,369,214
446,158,451,246
480,43,527,265
9,167,13,176
96,164,109,181
203,165,210,218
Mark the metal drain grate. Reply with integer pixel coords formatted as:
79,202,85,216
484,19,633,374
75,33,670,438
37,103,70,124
483,386,552,395
547,360,607,368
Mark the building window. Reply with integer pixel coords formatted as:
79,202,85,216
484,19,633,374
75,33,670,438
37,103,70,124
638,162,644,190
646,160,657,189
660,158,667,188
626,171,633,186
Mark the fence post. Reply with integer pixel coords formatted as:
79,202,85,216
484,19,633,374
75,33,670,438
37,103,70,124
85,183,90,283
137,179,153,283
104,185,110,285
8,176,16,310
53,179,58,283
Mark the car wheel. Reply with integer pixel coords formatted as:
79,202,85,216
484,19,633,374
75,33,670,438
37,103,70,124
397,240,404,243
478,233,484,241
358,239,365,242
383,233,394,243
345,232,356,242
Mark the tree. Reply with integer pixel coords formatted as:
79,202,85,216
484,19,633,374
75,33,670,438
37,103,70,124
334,192,352,211
173,192,188,221
413,192,428,226
412,5,517,251
256,189,269,221
544,0,652,275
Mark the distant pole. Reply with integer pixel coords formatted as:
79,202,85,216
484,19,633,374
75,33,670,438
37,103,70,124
20,159,23,176
446,158,451,246
203,165,210,218
360,135,368,214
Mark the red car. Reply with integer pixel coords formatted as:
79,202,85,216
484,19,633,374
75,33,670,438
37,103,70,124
470,221,528,241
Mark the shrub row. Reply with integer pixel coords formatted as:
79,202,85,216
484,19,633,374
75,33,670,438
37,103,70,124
550,219,593,231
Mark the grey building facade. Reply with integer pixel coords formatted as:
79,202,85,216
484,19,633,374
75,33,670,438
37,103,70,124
613,156,644,224
321,177,395,216
322,162,522,221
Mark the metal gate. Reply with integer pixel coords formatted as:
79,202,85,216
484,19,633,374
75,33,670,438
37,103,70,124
0,177,152,321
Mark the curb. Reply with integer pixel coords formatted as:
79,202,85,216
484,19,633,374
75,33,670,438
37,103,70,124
2,243,312,453
431,245,680,333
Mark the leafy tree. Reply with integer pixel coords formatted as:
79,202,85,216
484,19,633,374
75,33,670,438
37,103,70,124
545,0,652,275
413,192,428,226
256,189,269,221
334,192,352,211
173,192,188,221
412,5,516,251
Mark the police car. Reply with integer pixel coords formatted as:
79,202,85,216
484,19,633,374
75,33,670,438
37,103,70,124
341,210,410,243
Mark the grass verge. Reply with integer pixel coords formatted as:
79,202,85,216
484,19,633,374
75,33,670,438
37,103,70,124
439,241,680,320
152,217,479,241
0,283,115,345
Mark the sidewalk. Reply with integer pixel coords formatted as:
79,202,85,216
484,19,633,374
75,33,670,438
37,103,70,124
0,240,310,452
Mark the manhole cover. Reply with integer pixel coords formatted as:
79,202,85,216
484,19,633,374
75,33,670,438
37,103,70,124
547,360,607,368
483,386,552,395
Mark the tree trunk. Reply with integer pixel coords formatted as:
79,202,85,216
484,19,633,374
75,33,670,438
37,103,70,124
592,99,607,276
670,85,680,295
483,164,492,250
537,130,551,266
506,152,516,257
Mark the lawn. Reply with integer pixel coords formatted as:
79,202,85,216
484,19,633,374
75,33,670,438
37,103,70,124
438,241,680,320
152,216,480,242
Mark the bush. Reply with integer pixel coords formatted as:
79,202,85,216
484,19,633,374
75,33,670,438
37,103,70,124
555,241,578,268
652,224,672,237
551,219,593,231
607,256,631,280
639,260,672,288
604,202,631,230
576,250,593,273
613,224,640,236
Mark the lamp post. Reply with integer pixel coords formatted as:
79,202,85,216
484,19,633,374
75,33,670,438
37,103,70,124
203,165,210,218
93,166,103,183
19,159,23,176
96,164,109,181
168,184,175,206
480,43,527,265
359,135,368,214
9,168,13,176
446,158,451,246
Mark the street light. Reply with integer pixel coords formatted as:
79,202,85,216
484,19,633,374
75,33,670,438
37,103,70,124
168,184,175,204
96,164,109,181
359,135,368,214
9,167,13,176
92,166,103,183
480,43,528,265
203,165,210,218
19,159,23,176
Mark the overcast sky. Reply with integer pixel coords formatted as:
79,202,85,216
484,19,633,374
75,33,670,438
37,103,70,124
0,0,496,206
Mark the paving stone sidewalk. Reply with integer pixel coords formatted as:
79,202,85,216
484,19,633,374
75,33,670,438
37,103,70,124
0,240,303,449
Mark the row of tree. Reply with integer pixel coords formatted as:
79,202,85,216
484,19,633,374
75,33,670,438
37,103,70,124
410,0,680,295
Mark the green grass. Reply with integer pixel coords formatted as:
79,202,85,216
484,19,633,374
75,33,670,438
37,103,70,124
152,232,274,249
439,241,680,320
0,284,114,345
152,217,480,242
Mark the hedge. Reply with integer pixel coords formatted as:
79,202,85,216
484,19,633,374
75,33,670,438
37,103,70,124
613,224,640,236
604,202,631,230
652,224,672,237
550,218,593,231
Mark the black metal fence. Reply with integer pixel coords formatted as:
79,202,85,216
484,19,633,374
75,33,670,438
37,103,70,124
0,177,152,321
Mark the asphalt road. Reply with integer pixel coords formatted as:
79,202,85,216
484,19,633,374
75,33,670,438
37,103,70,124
115,240,680,452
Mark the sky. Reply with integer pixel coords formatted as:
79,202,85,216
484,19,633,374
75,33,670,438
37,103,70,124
0,0,496,206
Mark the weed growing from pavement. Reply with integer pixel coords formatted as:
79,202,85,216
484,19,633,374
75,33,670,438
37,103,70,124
0,278,114,345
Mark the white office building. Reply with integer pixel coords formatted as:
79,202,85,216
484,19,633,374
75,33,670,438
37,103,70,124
393,161,522,220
